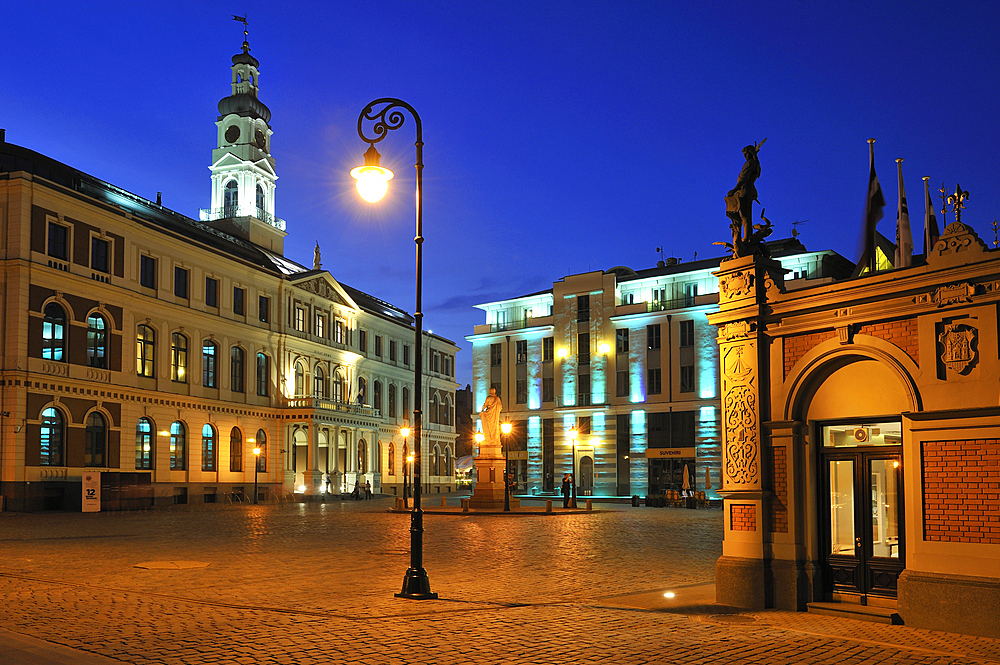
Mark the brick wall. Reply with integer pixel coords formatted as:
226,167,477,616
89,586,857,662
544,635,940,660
858,318,918,365
730,503,756,531
923,439,1000,544
783,331,836,379
769,447,788,533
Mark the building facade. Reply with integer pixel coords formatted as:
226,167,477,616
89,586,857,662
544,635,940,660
0,40,457,512
710,220,1000,638
467,241,851,498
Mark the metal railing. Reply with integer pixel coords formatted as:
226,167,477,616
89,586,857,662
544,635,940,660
281,397,379,418
199,205,287,231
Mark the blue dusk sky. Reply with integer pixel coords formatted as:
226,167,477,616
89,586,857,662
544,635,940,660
4,1,998,385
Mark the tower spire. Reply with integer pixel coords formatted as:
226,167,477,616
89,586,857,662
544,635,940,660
233,14,250,53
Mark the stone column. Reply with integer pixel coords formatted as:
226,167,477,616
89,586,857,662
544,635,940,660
329,425,342,495
302,421,324,498
707,254,786,609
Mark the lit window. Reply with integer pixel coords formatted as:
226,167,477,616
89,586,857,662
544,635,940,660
87,314,108,369
136,325,155,377
203,341,218,388
170,421,186,470
230,427,243,472
171,333,188,383
202,424,217,471
42,303,66,361
40,407,64,466
135,418,153,470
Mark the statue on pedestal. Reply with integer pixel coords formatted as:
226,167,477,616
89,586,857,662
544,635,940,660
480,387,502,448
720,139,772,258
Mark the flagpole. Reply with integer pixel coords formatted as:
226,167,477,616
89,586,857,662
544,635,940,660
869,139,877,274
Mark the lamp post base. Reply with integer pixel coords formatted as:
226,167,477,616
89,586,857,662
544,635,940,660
396,567,438,600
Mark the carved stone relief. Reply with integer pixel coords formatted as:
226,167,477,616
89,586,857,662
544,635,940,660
938,323,977,374
720,271,754,301
722,344,759,486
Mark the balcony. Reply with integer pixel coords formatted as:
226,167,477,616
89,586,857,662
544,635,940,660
281,397,379,418
473,315,555,335
553,392,612,409
199,205,287,231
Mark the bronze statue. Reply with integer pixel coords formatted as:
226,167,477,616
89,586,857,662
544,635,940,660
719,139,771,258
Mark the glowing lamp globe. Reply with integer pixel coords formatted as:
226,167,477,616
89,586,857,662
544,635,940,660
351,144,393,203
475,432,485,443
401,426,411,438
501,422,512,435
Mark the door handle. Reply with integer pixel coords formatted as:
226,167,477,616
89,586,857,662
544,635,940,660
855,537,862,549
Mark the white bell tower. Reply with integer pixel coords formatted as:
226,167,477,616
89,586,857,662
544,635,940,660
200,22,286,253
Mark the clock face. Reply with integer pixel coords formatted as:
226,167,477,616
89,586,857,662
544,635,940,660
225,125,240,143
255,130,266,149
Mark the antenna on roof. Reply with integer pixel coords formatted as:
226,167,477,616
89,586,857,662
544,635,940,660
656,246,665,268
791,219,809,238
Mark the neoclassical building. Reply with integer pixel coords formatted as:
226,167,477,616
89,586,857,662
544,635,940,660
0,38,457,511
467,240,852,498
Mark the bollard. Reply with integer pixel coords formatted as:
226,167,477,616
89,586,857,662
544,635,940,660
441,496,447,507
461,498,470,513
395,497,404,511
586,499,592,511
546,499,552,513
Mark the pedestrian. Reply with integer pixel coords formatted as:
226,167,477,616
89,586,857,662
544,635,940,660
561,473,571,508
364,480,372,500
352,478,361,500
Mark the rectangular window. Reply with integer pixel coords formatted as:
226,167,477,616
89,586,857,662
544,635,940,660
516,340,527,364
205,277,218,307
491,382,502,398
91,237,110,273
258,296,269,323
516,379,527,404
491,343,502,367
543,377,554,403
648,368,662,395
616,370,628,397
233,287,245,315
433,352,440,373
231,347,245,393
375,335,383,357
359,329,367,353
684,282,698,307
315,313,325,338
171,334,188,382
647,324,661,350
390,340,397,361
616,328,629,354
203,341,217,388
578,373,591,406
256,353,269,396
577,294,590,322
679,320,694,347
140,255,157,289
543,337,554,362
335,320,345,343
680,365,695,393
403,344,410,366
174,267,189,299
578,333,590,366
295,307,305,332
47,222,68,260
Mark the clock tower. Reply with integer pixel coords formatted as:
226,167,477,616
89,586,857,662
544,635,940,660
200,33,286,253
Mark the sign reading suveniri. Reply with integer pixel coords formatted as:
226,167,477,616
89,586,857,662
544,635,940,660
644,447,696,459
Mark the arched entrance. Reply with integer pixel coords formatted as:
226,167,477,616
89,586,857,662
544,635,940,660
792,350,917,603
579,456,594,496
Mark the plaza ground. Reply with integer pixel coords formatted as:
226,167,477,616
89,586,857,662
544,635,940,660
1,496,998,664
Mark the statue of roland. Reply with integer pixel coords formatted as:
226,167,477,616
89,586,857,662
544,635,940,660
480,387,503,447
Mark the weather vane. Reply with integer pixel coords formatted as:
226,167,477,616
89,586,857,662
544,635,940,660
992,219,998,248
233,13,249,51
946,184,970,224
938,183,948,220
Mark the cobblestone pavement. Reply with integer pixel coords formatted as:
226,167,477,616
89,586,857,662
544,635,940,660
1,496,998,664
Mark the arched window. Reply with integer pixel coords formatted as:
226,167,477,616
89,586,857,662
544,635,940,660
332,370,344,403
433,445,441,476
136,325,155,377
255,429,267,472
230,427,243,472
446,447,453,476
429,393,440,424
231,347,245,393
294,361,305,397
314,365,326,399
388,443,396,476
373,381,382,413
224,180,238,216
256,183,265,212
87,314,108,368
40,407,64,466
171,333,188,383
403,387,410,419
170,421,186,470
358,440,367,474
85,412,106,467
357,377,367,405
377,442,382,473
388,384,397,418
201,423,216,471
135,418,153,470
42,303,66,361
444,396,453,426
203,340,218,388
256,352,269,396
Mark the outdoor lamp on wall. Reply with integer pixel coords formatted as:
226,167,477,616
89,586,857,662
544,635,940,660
557,348,568,358
598,343,611,354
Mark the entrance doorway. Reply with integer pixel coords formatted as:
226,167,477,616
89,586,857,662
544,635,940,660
820,421,904,600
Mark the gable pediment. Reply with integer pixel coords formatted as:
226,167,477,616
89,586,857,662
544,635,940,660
292,273,358,310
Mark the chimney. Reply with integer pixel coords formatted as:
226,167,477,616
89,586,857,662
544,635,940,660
0,129,5,143
156,192,162,206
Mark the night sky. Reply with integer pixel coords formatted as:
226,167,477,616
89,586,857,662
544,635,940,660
5,1,998,385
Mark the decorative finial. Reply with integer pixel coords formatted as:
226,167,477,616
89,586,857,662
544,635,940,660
938,182,948,219
233,14,249,53
946,184,970,224
992,220,998,248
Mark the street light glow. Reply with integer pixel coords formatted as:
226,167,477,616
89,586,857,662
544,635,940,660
475,431,485,443
501,422,512,435
568,428,578,440
351,165,393,202
253,447,261,456
401,426,411,438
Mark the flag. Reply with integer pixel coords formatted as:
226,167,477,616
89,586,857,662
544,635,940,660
923,176,940,256
854,139,886,276
894,158,912,268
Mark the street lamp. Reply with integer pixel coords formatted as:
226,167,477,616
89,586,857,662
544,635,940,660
252,446,261,504
354,98,436,600
568,428,578,509
500,421,513,512
401,426,411,509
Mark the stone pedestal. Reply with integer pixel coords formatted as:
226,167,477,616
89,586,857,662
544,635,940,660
301,469,325,499
469,445,505,510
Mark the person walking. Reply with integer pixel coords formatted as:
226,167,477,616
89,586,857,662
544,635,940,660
561,473,571,508
364,480,372,500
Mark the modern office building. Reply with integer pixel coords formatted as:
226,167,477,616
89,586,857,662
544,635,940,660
467,240,852,498
0,38,457,512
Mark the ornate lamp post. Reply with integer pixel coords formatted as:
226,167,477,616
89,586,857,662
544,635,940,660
568,428,578,509
252,445,261,504
501,421,512,512
353,98,436,600
401,426,411,509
